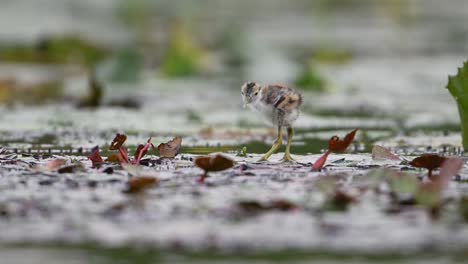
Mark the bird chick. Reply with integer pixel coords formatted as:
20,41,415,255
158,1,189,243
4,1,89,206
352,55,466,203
241,81,302,162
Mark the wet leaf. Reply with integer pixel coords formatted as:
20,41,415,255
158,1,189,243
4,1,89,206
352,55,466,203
88,146,103,168
109,133,127,150
372,145,400,161
194,154,235,183
157,136,182,158
123,176,158,194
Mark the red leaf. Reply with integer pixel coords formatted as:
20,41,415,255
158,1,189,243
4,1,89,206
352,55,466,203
88,146,103,168
312,150,330,171
328,129,358,153
118,146,129,164
133,137,154,164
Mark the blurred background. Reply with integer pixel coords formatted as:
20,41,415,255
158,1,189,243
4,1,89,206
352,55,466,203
0,0,466,154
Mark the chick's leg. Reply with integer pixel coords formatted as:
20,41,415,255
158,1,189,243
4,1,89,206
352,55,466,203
259,126,282,161
281,126,295,162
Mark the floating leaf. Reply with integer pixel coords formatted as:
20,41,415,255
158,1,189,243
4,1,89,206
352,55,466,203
157,136,182,158
409,154,446,178
194,154,235,183
88,146,103,168
109,133,127,150
372,145,400,161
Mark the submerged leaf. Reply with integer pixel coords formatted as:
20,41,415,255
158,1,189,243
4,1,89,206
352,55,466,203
157,136,182,158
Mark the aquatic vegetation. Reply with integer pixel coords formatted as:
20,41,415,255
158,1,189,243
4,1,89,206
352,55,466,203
371,145,400,161
409,154,446,179
446,61,468,151
0,78,63,105
0,35,109,66
312,128,358,171
157,136,182,158
294,64,327,92
160,23,205,77
194,154,235,183
106,48,144,83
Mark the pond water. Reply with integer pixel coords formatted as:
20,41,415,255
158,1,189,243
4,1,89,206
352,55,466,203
0,0,467,262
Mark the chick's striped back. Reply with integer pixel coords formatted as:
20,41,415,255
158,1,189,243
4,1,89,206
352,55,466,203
261,84,302,112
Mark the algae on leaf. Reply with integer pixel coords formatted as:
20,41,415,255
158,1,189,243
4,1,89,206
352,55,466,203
447,60,468,150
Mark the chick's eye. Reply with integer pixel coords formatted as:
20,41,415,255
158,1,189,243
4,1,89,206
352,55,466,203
255,92,258,95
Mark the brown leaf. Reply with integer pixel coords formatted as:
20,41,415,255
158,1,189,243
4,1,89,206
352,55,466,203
124,176,158,194
194,154,235,183
328,129,358,153
372,145,401,161
105,154,121,163
236,199,298,215
409,154,446,178
157,136,182,158
195,154,235,172
109,133,127,150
